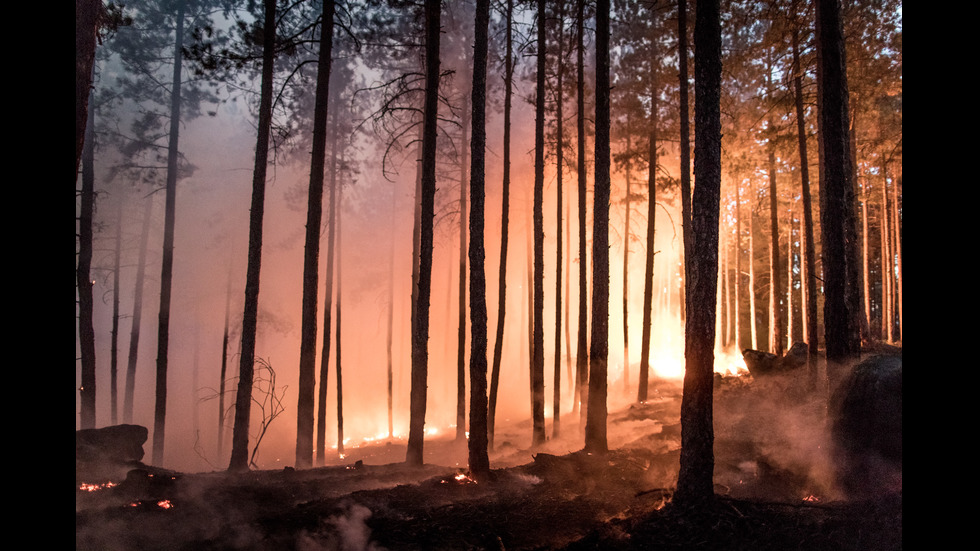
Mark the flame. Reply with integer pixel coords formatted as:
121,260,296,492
157,500,174,509
802,494,820,503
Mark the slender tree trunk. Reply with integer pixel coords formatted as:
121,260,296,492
638,86,658,403
815,0,855,391
296,0,335,469
531,0,547,447
124,195,153,424
487,0,512,451
749,206,758,350
336,181,344,457
467,0,491,481
880,166,892,342
110,192,123,425
218,263,232,460
407,0,441,466
766,81,783,356
734,180,742,351
78,91,97,430
792,21,818,388
677,0,692,323
317,111,340,465
575,0,589,427
229,0,277,472
787,210,794,348
76,0,100,179
457,86,470,443
584,0,610,455
153,0,186,465
623,117,632,394
862,183,872,339
676,0,721,506
387,187,396,441
893,175,902,339
554,0,566,439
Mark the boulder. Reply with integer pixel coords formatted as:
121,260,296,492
830,354,902,499
76,424,148,483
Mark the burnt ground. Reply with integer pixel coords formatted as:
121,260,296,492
76,376,902,551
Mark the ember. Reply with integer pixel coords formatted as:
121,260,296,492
78,482,116,492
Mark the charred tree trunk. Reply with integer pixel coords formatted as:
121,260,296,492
153,0,186,465
111,199,123,425
336,182,344,457
487,0,512,451
407,0,441,466
317,107,340,465
792,21,819,389
531,0,547,447
76,0,99,179
584,0,610,455
575,0,589,427
218,264,232,460
553,0,566,439
124,195,153,424
677,0,692,323
467,0,491,481
734,180,742,351
296,0,335,469
457,85,470,443
78,92,97,430
676,0,721,506
749,204,758,350
229,0,277,473
638,84,658,403
816,0,855,390
623,116,632,395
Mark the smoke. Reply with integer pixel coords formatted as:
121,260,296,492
297,502,386,551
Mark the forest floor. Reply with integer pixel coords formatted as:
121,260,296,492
76,375,902,551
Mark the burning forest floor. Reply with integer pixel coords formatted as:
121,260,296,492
76,372,902,551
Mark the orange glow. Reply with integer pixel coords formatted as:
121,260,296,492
157,500,174,509
79,482,116,492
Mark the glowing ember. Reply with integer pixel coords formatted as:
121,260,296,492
157,500,174,509
441,472,477,485
802,494,821,503
79,482,117,492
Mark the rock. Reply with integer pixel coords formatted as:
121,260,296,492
76,424,148,483
830,354,902,499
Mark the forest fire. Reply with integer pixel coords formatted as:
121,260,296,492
77,0,900,547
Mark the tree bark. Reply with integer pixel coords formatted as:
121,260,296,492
457,83,470,443
335,182,344,457
78,90,97,430
467,0,491,481
676,0,721,506
531,0,547,447
575,0,589,427
816,0,856,390
584,0,610,454
317,106,340,465
553,0,566,439
111,198,123,425
407,0,441,466
638,85,657,403
296,0,335,469
76,0,100,179
229,0,277,473
677,0,692,323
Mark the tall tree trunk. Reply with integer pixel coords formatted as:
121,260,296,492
387,185,396,441
749,205,758,350
622,116,632,394
638,82,658,403
467,0,491,481
862,182,872,339
296,0,335,469
457,87,470,443
336,181,344,457
880,165,892,342
317,108,340,465
676,0,721,506
487,0,512,451
677,0,692,323
815,0,855,391
78,90,97,430
406,0,441,466
153,0,186,465
124,195,153,424
554,0,566,439
786,210,794,348
575,0,589,427
111,199,123,425
218,263,232,460
765,55,783,356
734,180,742,351
584,0,610,454
229,0,277,473
792,21,818,388
531,0,547,447
893,175,902,339
76,0,100,179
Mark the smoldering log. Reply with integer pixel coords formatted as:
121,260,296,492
741,342,808,377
